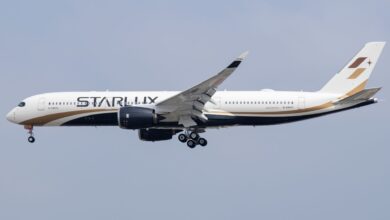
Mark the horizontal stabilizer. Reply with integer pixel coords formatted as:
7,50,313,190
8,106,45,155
335,88,381,105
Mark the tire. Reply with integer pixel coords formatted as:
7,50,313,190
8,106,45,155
178,134,187,143
28,136,35,143
198,138,207,147
187,140,196,148
189,132,199,140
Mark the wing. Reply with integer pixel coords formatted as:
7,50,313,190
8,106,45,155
155,51,249,127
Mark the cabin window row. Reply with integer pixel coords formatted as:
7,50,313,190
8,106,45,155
48,102,138,106
48,102,77,106
224,101,294,105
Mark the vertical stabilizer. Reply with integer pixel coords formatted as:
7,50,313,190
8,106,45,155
320,42,385,96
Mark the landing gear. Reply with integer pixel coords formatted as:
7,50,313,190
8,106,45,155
178,134,188,143
189,132,199,140
28,136,35,143
198,138,207,147
187,140,197,148
178,130,208,148
24,125,35,143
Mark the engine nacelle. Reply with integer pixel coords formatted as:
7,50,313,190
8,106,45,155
118,106,157,129
138,129,176,141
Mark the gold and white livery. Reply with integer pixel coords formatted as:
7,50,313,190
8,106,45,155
6,42,385,148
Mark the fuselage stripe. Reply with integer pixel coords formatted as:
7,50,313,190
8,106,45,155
20,109,116,125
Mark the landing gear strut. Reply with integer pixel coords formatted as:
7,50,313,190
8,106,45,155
24,125,35,143
177,130,208,148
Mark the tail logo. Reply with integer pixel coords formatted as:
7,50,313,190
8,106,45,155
348,68,365,79
348,57,367,68
347,56,371,79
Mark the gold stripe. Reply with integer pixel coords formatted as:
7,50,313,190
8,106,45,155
348,68,365,79
345,80,368,96
208,102,333,116
21,109,116,125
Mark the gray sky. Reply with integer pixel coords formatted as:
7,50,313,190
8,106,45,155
0,0,389,219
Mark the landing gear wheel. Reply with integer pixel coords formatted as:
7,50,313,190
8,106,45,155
187,140,197,148
178,134,188,143
28,136,35,143
189,132,199,140
198,138,207,147
24,125,35,143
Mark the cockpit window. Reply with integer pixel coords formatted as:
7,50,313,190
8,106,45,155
18,102,26,107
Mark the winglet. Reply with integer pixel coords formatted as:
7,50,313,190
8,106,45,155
227,51,249,68
238,51,249,60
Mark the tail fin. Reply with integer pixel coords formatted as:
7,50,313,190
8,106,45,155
320,42,385,96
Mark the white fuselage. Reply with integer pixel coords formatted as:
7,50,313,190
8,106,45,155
7,90,346,128
5,42,384,144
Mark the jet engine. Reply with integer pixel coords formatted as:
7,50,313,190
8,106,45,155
138,129,178,141
118,106,157,129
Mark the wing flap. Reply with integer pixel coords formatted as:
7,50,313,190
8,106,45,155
156,51,248,127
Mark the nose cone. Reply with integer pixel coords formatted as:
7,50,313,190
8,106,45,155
6,109,15,123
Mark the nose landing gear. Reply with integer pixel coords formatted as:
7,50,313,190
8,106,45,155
28,136,35,143
178,131,208,148
24,125,35,143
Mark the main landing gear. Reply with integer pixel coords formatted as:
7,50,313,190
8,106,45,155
24,125,35,143
178,131,207,148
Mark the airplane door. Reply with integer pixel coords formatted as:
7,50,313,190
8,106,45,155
298,97,305,109
38,97,46,111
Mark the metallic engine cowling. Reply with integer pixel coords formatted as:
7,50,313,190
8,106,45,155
118,106,157,129
138,129,176,141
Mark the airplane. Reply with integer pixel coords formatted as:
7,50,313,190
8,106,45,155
6,42,385,148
